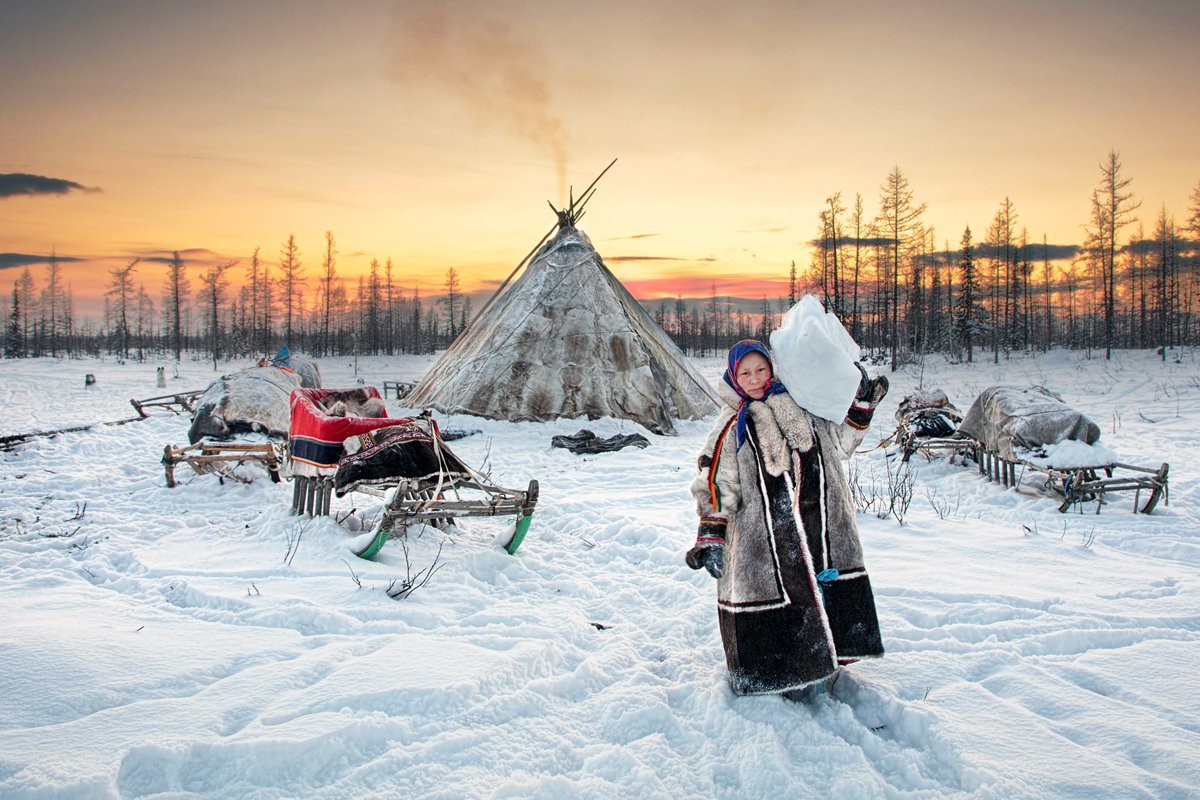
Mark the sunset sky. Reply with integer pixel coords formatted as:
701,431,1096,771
2,0,1198,320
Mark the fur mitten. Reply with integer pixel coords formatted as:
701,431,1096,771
686,516,726,579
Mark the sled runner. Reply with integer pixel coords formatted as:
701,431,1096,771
287,387,538,558
899,385,1169,514
130,389,204,418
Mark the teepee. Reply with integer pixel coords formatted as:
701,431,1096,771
405,174,717,435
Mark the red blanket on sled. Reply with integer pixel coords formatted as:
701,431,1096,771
288,387,415,477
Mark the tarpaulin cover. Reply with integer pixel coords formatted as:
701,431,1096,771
957,385,1101,461
288,387,414,477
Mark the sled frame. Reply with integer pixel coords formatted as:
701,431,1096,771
131,390,204,418
162,441,283,487
895,426,1168,515
968,441,1168,515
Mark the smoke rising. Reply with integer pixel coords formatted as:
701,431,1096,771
387,3,569,200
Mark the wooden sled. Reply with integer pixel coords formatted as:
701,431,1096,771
162,441,283,487
290,453,538,558
130,390,203,417
348,476,540,559
894,387,1168,515
898,431,976,465
287,389,538,558
968,442,1168,515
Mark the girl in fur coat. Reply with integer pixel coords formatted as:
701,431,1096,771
686,340,889,697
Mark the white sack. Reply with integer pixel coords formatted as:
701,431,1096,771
768,294,861,423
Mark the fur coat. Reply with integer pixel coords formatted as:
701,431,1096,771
690,381,884,695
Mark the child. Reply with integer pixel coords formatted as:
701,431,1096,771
686,339,888,698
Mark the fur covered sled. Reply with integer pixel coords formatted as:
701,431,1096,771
188,357,321,444
952,386,1168,514
286,388,539,559
162,356,320,487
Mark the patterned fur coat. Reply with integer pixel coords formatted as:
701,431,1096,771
690,381,884,695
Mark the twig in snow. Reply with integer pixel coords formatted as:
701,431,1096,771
342,558,362,588
283,519,310,566
386,539,445,600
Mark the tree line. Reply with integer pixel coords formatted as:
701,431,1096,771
798,152,1200,367
3,232,471,364
5,150,1199,367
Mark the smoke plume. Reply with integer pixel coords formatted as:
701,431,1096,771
387,3,569,200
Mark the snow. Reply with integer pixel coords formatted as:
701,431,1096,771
2,349,1199,799
770,295,863,422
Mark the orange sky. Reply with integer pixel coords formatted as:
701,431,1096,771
2,0,1199,319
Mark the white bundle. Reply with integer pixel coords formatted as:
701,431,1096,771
768,294,862,423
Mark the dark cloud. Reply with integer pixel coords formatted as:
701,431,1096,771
128,247,229,265
0,252,87,270
1124,238,1199,256
955,242,1080,261
0,173,100,198
808,236,898,248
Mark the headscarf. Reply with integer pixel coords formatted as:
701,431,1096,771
722,339,788,449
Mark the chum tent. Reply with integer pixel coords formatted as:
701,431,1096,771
405,218,718,435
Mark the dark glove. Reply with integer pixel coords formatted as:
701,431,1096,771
854,364,889,404
866,374,889,404
686,543,724,579
855,362,871,400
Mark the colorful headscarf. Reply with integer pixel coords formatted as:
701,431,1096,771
722,339,788,449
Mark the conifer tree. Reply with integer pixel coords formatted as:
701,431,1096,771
954,225,979,362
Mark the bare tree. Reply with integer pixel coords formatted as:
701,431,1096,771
1093,150,1141,359
442,265,461,341
135,284,154,360
278,234,304,348
199,259,238,369
43,249,65,357
163,250,189,362
105,258,138,358
320,231,337,355
848,193,865,339
877,166,926,370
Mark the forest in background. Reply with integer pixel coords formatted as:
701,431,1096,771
5,151,1199,368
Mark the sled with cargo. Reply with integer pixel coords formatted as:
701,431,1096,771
894,385,1168,514
287,386,538,559
161,353,320,487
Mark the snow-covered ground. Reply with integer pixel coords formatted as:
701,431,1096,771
1,349,1198,799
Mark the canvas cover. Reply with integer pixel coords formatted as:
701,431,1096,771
957,385,1101,460
405,226,718,435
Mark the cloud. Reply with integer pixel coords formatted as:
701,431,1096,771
945,242,1080,261
1124,238,1199,256
606,233,660,241
0,252,87,270
605,254,717,263
0,173,100,198
126,247,229,265
808,235,898,248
